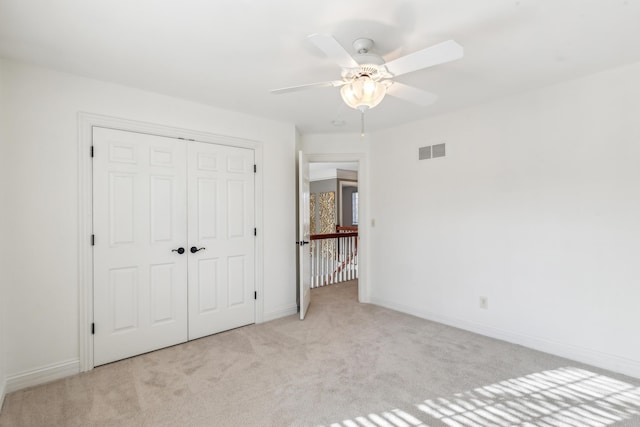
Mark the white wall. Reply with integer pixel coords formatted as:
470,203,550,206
369,61,640,378
302,132,371,155
0,59,297,387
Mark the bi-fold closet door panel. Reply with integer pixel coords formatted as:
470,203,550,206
93,128,255,366
93,127,189,366
187,142,255,340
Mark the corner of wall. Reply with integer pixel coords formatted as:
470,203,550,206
0,56,8,414
0,297,5,411
0,294,5,412
367,62,640,380
263,304,298,323
370,297,640,380
5,359,80,394
0,376,5,414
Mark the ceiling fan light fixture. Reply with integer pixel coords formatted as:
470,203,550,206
340,75,386,112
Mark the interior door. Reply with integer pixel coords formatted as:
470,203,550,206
187,142,256,340
93,127,188,366
298,151,311,319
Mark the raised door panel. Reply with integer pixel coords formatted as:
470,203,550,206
227,180,246,239
110,267,139,332
93,127,188,366
197,257,219,313
227,255,246,307
109,173,136,245
150,176,175,243
196,177,219,240
150,263,177,325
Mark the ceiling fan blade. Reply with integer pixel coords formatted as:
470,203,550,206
307,34,359,69
270,80,345,95
385,40,463,77
386,82,439,106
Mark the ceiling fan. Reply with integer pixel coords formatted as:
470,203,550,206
271,34,464,114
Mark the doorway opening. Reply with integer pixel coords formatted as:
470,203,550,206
308,162,359,290
297,151,369,320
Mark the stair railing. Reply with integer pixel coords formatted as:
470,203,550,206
309,228,358,288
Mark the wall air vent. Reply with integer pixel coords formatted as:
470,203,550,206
432,143,446,158
418,146,432,160
419,143,446,160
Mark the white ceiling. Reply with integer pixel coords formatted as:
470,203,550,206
1,0,639,134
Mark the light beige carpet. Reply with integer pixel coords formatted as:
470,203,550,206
1,280,639,426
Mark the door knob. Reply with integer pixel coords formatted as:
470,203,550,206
171,247,185,254
190,246,206,253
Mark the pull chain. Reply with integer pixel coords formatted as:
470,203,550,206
360,111,365,138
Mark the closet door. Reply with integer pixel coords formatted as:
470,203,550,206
187,142,255,340
93,128,188,366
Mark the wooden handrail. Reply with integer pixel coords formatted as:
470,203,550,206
310,232,358,240
336,225,358,232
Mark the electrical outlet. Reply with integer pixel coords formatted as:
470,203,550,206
479,296,488,309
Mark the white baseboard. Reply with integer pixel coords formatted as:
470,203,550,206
370,297,640,380
262,304,298,322
6,359,80,393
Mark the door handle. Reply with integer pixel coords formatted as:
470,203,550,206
190,246,206,253
172,247,185,254
296,241,310,246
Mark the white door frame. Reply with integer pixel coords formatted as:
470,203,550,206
305,153,370,304
77,112,264,372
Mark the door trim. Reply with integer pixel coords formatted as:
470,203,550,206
77,112,264,372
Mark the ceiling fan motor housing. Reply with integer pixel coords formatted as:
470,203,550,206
348,38,389,80
342,64,390,82
353,38,373,54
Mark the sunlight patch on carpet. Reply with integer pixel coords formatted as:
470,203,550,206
321,367,640,427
